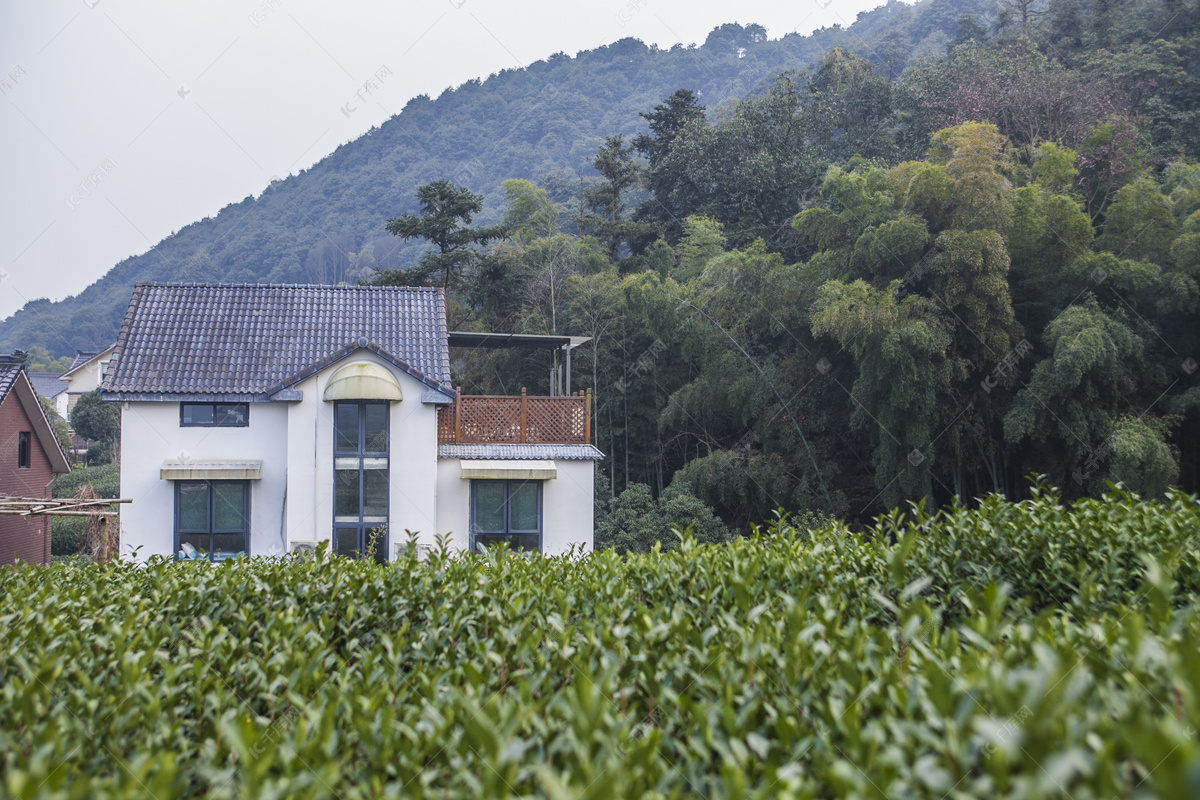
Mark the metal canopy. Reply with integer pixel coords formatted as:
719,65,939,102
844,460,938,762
447,332,591,351
447,332,592,396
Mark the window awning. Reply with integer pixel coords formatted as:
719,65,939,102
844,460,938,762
160,460,263,480
323,362,403,402
459,460,557,480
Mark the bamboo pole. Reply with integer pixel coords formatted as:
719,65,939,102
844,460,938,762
585,389,592,445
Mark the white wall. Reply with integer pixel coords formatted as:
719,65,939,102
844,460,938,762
117,353,592,562
435,458,594,556
118,400,289,561
283,352,440,557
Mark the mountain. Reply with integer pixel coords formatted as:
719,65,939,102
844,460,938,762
1,0,995,357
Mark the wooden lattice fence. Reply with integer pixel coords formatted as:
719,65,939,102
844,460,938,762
438,390,591,445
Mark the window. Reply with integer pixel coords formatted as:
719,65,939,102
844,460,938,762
333,401,389,563
470,480,542,554
180,403,249,427
17,432,30,469
175,480,249,561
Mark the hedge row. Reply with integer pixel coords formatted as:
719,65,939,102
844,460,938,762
2,487,1199,798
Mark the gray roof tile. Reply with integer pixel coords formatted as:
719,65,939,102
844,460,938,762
27,372,66,399
104,283,452,398
438,444,605,461
0,364,21,403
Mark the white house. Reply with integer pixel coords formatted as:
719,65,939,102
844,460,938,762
60,345,116,415
103,283,601,562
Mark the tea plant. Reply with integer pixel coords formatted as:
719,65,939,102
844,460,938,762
2,486,1198,798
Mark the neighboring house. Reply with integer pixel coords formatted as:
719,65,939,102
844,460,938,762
104,283,601,563
60,345,116,415
27,371,70,419
0,353,73,566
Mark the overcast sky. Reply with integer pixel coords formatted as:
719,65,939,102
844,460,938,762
0,0,885,320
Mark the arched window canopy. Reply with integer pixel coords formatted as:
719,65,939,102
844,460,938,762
322,362,404,402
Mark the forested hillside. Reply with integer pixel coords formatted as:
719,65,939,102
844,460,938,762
13,0,1200,530
0,0,993,354
375,0,1197,531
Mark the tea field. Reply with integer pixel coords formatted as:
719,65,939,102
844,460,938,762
2,486,1199,799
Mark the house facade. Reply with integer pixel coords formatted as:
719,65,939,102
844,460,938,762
0,354,73,565
104,283,600,562
60,346,115,414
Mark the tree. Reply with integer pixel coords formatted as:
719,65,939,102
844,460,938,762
70,390,120,466
633,89,709,241
675,216,726,281
25,346,74,373
39,395,73,459
373,180,507,289
581,136,655,263
594,482,729,553
997,0,1048,37
1097,176,1176,264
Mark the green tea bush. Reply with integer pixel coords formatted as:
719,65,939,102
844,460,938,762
49,516,86,556
52,464,120,499
2,487,1199,799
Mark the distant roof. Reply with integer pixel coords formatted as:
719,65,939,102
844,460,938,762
69,351,100,371
448,332,591,350
27,372,67,398
103,283,453,400
60,345,116,380
438,443,605,461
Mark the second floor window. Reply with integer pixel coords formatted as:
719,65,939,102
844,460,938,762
180,403,249,427
17,432,30,469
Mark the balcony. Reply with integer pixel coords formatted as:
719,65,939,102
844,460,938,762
438,389,592,445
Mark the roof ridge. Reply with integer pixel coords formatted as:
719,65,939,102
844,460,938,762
133,282,440,291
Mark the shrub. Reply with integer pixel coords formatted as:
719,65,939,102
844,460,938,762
1,486,1198,799
52,464,120,499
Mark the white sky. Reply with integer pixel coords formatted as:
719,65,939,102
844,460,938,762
0,0,884,320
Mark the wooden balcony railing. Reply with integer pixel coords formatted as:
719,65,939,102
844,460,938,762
438,388,592,445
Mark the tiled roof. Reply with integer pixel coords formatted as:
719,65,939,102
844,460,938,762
69,351,99,372
438,444,605,461
104,283,452,398
27,372,66,398
0,364,21,403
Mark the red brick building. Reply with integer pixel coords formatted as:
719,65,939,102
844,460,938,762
0,353,72,565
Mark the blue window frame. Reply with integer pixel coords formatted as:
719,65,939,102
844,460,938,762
470,480,542,554
175,480,250,561
180,403,249,427
333,401,389,563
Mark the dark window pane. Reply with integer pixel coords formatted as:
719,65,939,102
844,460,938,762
215,404,247,427
179,533,209,559
17,432,30,468
509,481,539,532
182,404,214,426
473,534,508,553
512,534,540,552
335,404,358,452
335,468,360,520
335,527,360,558
364,404,388,453
473,481,506,532
362,469,388,519
212,534,246,559
178,482,209,531
213,483,246,531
